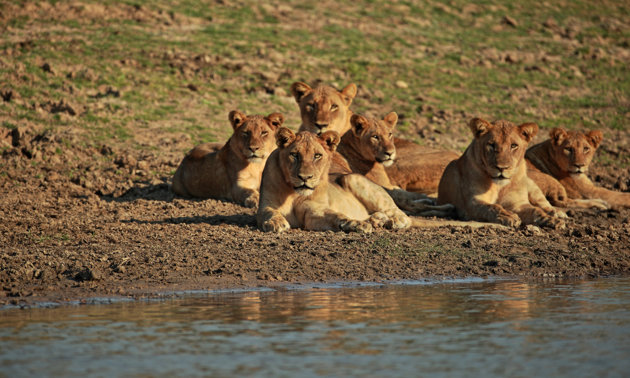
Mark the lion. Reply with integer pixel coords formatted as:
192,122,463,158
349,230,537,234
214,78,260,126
257,128,412,233
337,112,455,217
437,118,566,228
526,127,629,209
291,81,458,194
171,110,283,208
290,81,357,136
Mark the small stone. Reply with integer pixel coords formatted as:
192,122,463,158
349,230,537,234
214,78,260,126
502,15,518,27
395,80,409,89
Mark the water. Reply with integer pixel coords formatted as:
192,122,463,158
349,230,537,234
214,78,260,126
1,278,629,377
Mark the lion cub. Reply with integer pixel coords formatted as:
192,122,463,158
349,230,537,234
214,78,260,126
337,112,454,217
437,118,566,228
526,128,629,209
172,110,283,208
257,128,411,233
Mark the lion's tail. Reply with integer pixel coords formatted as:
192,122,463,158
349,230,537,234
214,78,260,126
410,218,507,230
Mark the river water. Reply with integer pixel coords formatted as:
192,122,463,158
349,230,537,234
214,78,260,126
1,277,629,377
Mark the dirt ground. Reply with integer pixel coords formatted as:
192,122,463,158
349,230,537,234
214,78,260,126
1,1,630,307
1,123,629,307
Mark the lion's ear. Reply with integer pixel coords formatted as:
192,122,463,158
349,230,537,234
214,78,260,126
549,127,567,146
586,130,603,148
228,110,247,130
518,122,538,142
276,127,296,148
341,83,357,106
350,114,370,136
469,118,492,138
383,112,398,129
291,82,312,103
266,113,284,130
320,130,340,152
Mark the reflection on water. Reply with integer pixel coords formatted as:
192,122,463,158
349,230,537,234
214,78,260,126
1,278,629,377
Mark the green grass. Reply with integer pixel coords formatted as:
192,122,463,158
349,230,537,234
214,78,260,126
0,0,627,161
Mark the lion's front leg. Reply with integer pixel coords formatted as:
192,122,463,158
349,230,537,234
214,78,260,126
232,186,260,208
387,188,456,218
514,204,565,229
258,207,290,233
338,174,410,229
298,200,373,233
526,177,567,219
465,200,522,227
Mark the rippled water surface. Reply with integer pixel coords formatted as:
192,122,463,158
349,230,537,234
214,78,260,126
1,277,629,377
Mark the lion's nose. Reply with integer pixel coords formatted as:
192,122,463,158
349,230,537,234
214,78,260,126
574,163,585,168
249,146,260,152
384,151,394,159
314,122,328,130
496,164,510,172
298,173,313,181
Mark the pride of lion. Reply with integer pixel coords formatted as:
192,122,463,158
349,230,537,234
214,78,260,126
171,81,627,232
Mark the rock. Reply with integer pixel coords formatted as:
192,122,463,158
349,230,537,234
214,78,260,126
74,267,102,282
395,80,409,89
502,15,518,27
543,17,558,29
41,62,54,74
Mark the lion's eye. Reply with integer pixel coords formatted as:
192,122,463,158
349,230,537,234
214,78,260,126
305,104,314,112
388,132,393,138
242,132,249,138
331,104,338,111
511,143,518,150
314,153,322,161
487,143,496,150
563,147,572,155
583,147,590,153
371,135,379,141
290,152,299,160
261,131,268,137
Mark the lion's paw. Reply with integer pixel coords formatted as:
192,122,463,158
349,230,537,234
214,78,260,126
549,208,568,219
242,192,260,208
368,212,389,228
261,215,290,233
537,214,566,230
388,211,411,230
496,211,521,228
340,219,373,234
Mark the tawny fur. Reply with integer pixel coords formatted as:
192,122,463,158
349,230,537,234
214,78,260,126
337,112,455,217
437,118,566,229
526,128,628,209
291,81,458,194
257,128,411,233
172,110,283,208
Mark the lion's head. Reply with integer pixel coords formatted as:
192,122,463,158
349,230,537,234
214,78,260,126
291,81,357,135
547,128,602,174
275,128,340,196
469,118,538,181
349,112,397,167
228,110,284,162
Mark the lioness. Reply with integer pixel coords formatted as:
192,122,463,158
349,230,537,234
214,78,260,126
337,112,454,217
526,127,629,209
257,128,411,233
291,81,458,194
172,110,283,208
437,118,566,228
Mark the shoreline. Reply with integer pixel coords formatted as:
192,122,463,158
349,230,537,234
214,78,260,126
4,274,625,310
